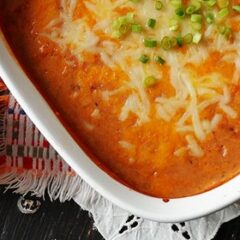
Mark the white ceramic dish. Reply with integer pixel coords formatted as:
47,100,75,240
1,32,240,223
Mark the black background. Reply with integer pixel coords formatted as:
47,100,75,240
0,187,239,240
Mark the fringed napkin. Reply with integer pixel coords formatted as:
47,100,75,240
0,80,81,201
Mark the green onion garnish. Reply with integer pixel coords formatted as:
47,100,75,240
160,36,177,50
161,37,172,50
139,54,150,63
217,7,229,20
191,14,202,23
144,38,158,48
190,14,202,30
192,32,202,43
183,33,193,44
219,25,232,39
170,0,182,7
192,0,202,10
127,0,234,53
155,0,163,10
169,18,179,31
186,1,201,14
206,12,214,24
176,36,183,46
186,5,197,14
155,56,166,64
111,31,122,39
144,76,158,87
205,0,217,7
191,22,202,30
111,13,135,38
131,24,143,33
233,5,240,12
175,7,185,17
217,0,229,9
170,37,177,47
147,18,157,28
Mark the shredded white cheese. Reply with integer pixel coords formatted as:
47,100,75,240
119,141,135,150
43,0,240,157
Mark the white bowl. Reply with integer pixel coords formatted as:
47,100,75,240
1,32,240,222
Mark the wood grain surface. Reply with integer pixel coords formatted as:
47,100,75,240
0,187,104,240
0,187,239,240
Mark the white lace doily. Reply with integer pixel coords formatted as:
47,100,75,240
74,180,240,240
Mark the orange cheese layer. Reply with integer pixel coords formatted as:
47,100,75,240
1,0,240,198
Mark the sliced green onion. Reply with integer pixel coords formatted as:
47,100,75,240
147,18,156,28
191,14,202,23
219,25,232,39
160,36,173,50
206,12,214,24
217,0,229,8
192,0,202,10
111,31,122,39
131,24,143,32
186,1,201,14
112,26,130,38
144,38,158,48
170,37,177,47
176,36,183,46
175,7,185,17
186,5,197,14
170,0,182,7
139,54,150,63
192,32,202,43
233,5,240,12
190,14,202,30
169,18,179,31
205,0,217,7
144,76,158,88
186,0,201,15
111,13,135,38
112,13,135,29
191,22,202,30
154,56,166,64
217,7,229,20
183,33,193,44
155,0,163,10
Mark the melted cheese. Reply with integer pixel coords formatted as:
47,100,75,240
43,0,240,157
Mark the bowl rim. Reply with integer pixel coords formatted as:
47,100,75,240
1,35,240,222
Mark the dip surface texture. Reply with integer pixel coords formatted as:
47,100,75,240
1,0,240,198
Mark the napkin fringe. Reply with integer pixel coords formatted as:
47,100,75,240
0,82,82,202
0,94,8,159
0,170,82,202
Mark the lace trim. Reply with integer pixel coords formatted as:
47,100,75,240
118,215,192,239
118,215,142,235
171,222,191,239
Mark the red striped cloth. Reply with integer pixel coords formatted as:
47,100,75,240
0,80,81,201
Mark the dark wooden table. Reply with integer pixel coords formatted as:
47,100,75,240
0,187,239,240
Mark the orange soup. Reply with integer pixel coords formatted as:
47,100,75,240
1,0,240,198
